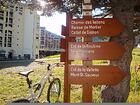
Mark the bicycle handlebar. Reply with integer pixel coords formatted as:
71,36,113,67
47,63,61,71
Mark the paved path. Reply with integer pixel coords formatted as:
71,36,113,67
0,58,60,70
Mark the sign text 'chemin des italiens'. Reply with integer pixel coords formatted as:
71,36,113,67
69,18,124,37
69,65,127,85
68,42,125,60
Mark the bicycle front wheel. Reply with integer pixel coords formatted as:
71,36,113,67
47,78,61,103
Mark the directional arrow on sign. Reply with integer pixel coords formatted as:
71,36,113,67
69,65,127,85
69,18,125,37
68,42,125,60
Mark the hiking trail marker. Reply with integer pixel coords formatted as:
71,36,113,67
61,0,126,103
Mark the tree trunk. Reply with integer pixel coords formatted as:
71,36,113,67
101,0,135,102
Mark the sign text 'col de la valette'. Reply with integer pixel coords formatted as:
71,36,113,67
69,65,126,85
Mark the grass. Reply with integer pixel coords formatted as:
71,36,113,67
45,54,60,59
127,48,140,102
0,48,140,104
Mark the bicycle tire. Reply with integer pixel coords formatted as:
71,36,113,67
47,78,61,103
12,99,30,103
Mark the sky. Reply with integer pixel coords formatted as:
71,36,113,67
40,12,66,35
37,0,103,35
37,0,66,35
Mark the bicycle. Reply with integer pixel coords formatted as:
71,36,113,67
12,63,61,103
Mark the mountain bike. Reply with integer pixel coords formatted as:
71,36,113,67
12,63,61,103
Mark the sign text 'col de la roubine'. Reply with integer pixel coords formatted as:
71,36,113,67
68,42,125,60
69,18,124,37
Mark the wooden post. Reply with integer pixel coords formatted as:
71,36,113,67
82,0,93,103
63,13,72,103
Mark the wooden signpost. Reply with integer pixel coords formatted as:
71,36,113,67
60,0,126,103
81,1,93,102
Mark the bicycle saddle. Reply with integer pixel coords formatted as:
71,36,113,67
19,70,34,77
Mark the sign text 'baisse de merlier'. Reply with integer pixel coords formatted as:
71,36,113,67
69,18,124,37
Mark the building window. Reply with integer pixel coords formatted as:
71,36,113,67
5,31,7,36
0,17,3,20
4,37,7,47
36,23,40,29
8,37,12,47
6,18,8,23
10,6,14,8
0,11,4,21
8,30,12,36
9,24,12,27
6,12,8,16
15,7,18,11
0,23,3,29
9,18,13,24
19,12,22,15
0,30,2,33
35,55,38,59
30,10,33,14
0,37,2,47
5,30,7,33
9,12,13,17
0,24,3,33
20,7,23,9
0,11,3,16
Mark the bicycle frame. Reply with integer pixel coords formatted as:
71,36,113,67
27,65,54,102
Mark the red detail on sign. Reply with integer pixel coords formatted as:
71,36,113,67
60,39,66,62
68,42,125,60
69,65,127,85
61,25,68,36
69,18,124,37
60,39,66,49
60,38,76,62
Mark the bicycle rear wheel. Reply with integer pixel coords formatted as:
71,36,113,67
47,78,61,103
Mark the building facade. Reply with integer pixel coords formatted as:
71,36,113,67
40,27,63,56
0,3,40,60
